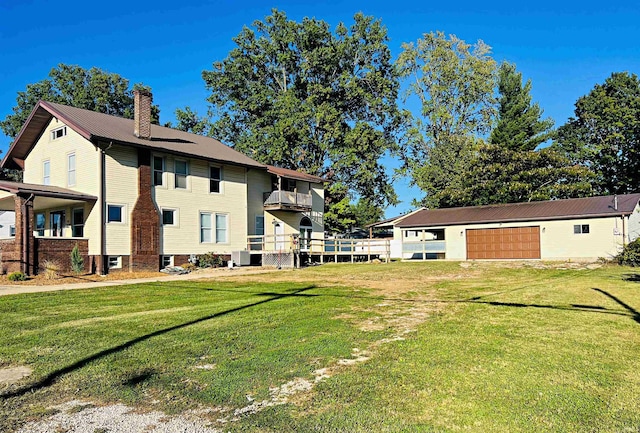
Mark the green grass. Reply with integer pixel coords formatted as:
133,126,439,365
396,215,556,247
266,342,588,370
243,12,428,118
1,262,640,432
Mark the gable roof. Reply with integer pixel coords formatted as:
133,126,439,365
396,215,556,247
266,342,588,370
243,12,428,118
266,165,325,183
1,100,266,170
396,194,640,228
366,207,426,229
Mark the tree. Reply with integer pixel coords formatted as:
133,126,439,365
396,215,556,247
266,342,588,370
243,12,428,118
396,31,498,208
489,62,554,151
202,10,405,230
434,144,594,207
1,64,160,139
70,243,84,275
555,72,640,195
173,107,210,135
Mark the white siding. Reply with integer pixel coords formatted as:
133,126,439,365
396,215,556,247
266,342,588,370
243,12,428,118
104,145,137,255
154,155,248,254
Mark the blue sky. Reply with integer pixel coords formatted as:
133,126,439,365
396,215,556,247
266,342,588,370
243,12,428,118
1,0,639,217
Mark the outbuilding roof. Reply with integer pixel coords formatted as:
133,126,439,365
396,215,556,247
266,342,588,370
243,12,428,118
1,100,266,170
396,194,640,228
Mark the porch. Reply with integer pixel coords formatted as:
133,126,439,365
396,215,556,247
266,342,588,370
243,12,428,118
0,181,96,275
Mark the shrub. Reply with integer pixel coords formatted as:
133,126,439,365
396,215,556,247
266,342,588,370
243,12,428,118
196,252,223,268
616,238,640,266
41,260,61,280
70,243,84,274
7,271,26,281
180,263,197,272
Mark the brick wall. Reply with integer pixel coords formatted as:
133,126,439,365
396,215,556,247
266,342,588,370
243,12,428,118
0,238,20,274
130,148,161,272
35,238,90,274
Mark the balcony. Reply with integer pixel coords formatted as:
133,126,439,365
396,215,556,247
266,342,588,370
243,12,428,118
263,190,312,212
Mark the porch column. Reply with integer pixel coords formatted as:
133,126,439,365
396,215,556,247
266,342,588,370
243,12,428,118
14,194,35,275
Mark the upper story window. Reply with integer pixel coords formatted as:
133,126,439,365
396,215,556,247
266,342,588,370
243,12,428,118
284,178,296,192
153,156,164,186
50,126,67,141
209,166,222,193
574,224,590,234
175,160,188,189
162,208,177,226
68,153,76,186
43,160,50,185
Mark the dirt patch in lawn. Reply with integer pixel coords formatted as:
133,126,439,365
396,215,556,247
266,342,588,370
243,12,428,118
0,271,168,286
0,366,32,386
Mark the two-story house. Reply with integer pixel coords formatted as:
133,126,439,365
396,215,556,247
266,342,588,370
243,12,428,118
0,90,324,274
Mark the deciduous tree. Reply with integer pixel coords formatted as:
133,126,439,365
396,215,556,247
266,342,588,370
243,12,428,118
0,64,160,139
396,31,497,208
555,72,640,194
202,10,405,230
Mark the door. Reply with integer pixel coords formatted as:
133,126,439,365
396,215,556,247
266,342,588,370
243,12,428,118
466,226,540,259
299,217,313,251
274,221,285,251
50,211,65,237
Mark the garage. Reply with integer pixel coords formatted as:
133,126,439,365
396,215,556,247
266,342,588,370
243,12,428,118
466,226,540,259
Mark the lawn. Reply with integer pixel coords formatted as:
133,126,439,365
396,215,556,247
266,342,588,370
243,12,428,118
1,261,640,432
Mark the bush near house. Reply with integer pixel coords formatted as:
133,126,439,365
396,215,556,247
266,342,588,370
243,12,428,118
616,238,640,266
196,252,224,268
6,271,25,281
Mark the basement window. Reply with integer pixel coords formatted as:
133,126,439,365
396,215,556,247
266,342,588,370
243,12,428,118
162,255,174,268
574,224,590,234
108,256,122,269
50,126,67,141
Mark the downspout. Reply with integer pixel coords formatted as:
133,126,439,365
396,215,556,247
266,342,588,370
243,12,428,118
622,214,627,246
97,142,110,275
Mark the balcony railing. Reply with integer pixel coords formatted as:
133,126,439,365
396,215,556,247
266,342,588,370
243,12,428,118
263,190,312,211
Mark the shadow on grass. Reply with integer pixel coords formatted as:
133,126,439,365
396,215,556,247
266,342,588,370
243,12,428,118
0,285,316,400
622,273,640,282
592,287,640,324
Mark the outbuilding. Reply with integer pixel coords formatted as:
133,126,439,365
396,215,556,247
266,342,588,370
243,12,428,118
394,194,640,261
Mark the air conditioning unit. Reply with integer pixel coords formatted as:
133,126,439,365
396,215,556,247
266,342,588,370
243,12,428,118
231,250,251,266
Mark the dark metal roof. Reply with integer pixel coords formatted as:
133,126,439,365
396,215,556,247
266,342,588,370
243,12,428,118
396,194,640,228
0,181,97,201
1,101,266,170
266,165,325,183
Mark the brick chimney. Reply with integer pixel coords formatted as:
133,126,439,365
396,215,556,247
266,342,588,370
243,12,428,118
134,89,152,139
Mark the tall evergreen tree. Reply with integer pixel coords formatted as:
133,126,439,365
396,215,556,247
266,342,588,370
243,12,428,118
489,62,554,150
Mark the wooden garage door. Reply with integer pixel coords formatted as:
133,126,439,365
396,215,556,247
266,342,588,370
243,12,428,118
466,226,540,259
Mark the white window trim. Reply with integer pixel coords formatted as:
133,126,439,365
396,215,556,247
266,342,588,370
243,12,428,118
161,208,179,227
107,203,127,224
209,164,223,194
200,211,213,244
174,159,189,190
162,255,174,268
108,256,122,269
50,126,67,141
215,213,229,244
67,152,76,187
43,160,51,185
35,213,45,237
153,155,165,188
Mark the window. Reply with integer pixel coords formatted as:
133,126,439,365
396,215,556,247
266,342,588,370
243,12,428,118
72,208,84,237
162,209,176,226
107,205,124,223
35,213,45,236
9,225,15,237
175,160,188,189
200,213,212,243
201,212,228,243
68,153,76,186
153,156,164,186
574,224,590,234
255,215,265,236
216,214,228,243
284,178,296,192
50,210,65,237
108,256,122,269
43,160,50,185
50,126,67,140
162,255,174,268
209,166,222,193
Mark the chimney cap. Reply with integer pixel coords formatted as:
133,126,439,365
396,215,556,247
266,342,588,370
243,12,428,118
134,88,153,97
